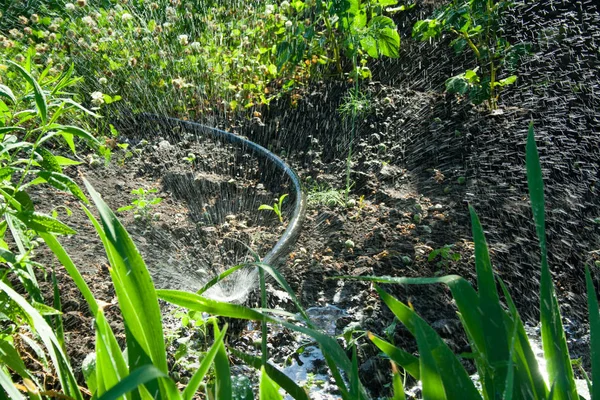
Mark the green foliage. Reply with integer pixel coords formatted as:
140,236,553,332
259,193,288,224
413,0,530,109
117,187,162,220
343,124,598,399
427,244,461,271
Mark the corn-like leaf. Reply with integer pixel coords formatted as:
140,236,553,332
414,318,447,400
260,366,283,400
40,233,99,315
6,61,47,124
97,365,177,400
469,204,510,397
0,339,33,382
83,179,168,375
368,333,420,380
95,310,129,398
0,281,83,400
182,324,228,400
15,211,76,235
231,348,310,400
527,123,577,399
585,266,600,400
196,264,246,295
375,286,480,399
51,270,65,351
212,322,232,400
391,362,406,400
0,366,25,400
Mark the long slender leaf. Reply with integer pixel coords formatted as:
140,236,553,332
260,366,283,400
212,322,232,400
6,61,47,123
414,318,447,400
391,362,406,400
83,180,168,374
368,333,420,380
51,270,65,352
95,310,129,399
0,366,25,400
0,281,83,400
231,348,309,400
586,266,600,400
527,123,577,399
182,325,228,400
97,365,172,400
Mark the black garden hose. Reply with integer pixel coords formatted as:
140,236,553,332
136,114,307,301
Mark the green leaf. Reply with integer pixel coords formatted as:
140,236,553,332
0,281,83,400
260,366,283,400
231,348,309,400
83,180,168,384
259,205,274,211
37,171,88,203
585,266,600,400
414,319,447,400
97,365,176,400
445,75,470,94
15,211,76,235
368,333,420,380
183,325,228,400
0,84,17,104
527,123,578,399
498,75,517,87
37,147,63,174
0,339,31,380
50,124,100,147
376,27,400,58
391,363,406,400
360,36,379,58
94,310,129,398
213,322,232,400
0,366,25,400
54,156,83,166
0,126,26,135
6,61,47,124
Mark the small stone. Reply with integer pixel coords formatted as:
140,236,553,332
434,213,446,221
152,213,161,220
401,255,412,265
344,239,355,249
225,214,237,221
256,183,265,190
457,176,466,185
432,204,444,210
421,225,432,234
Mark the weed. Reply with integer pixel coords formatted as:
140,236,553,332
117,187,162,220
259,193,288,224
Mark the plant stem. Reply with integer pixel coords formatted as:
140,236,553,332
259,266,268,366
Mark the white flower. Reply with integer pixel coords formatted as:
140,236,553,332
189,41,201,50
281,1,290,8
82,15,95,26
121,13,133,22
265,4,274,15
178,34,188,45
65,3,75,10
98,77,108,85
285,20,293,28
91,91,104,106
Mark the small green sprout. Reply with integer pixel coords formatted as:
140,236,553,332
259,194,288,224
118,188,163,220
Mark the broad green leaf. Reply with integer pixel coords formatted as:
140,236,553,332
95,310,129,398
37,171,88,203
585,266,600,400
183,325,228,400
15,211,76,235
37,147,63,174
6,61,47,123
360,36,379,58
527,123,578,399
50,124,100,147
260,366,283,400
414,319,447,400
368,333,420,380
0,281,83,400
376,28,400,58
445,75,469,94
213,322,232,400
97,365,177,400
0,167,17,182
231,348,310,400
83,180,168,396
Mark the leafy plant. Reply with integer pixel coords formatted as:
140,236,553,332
427,244,461,271
259,193,288,224
117,187,162,220
413,0,530,109
343,123,598,398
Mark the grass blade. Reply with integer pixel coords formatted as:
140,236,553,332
0,281,83,400
231,348,309,400
182,324,227,400
0,365,25,400
51,269,65,352
94,310,129,398
414,319,447,400
97,365,171,400
260,366,283,400
527,123,577,399
212,322,232,400
391,362,406,400
586,266,600,400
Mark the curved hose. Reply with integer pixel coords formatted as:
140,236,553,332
136,114,307,301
